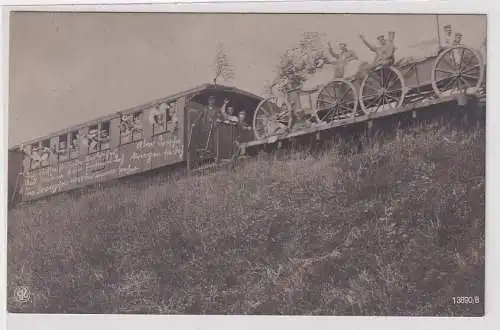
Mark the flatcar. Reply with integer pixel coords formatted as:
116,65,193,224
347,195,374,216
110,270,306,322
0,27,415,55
8,84,262,204
252,44,486,140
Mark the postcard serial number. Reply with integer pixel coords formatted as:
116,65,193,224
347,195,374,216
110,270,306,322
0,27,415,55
452,296,480,304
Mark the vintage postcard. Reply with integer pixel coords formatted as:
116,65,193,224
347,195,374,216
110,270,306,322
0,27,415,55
4,5,491,329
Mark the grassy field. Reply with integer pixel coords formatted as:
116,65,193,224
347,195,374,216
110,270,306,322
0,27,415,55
7,119,485,315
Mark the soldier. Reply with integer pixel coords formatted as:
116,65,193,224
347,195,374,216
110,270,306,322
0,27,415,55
69,131,80,157
87,128,99,152
327,41,358,78
451,32,464,69
238,110,251,130
120,113,133,139
56,140,67,156
193,95,222,156
270,79,296,132
149,104,167,126
40,144,51,166
30,145,41,169
58,140,67,152
221,98,239,123
17,144,31,173
149,104,168,135
132,113,143,133
453,32,463,46
18,144,36,171
359,33,396,72
101,127,110,140
166,104,178,133
443,24,454,47
235,110,253,145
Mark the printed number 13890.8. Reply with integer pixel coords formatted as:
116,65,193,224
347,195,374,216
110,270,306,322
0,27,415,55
452,296,480,304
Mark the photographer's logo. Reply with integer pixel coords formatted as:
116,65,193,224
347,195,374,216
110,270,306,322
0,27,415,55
13,286,31,304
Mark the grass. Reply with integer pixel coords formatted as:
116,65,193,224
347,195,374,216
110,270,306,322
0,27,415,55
7,119,485,315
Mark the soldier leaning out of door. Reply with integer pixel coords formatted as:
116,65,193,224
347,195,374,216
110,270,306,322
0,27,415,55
237,110,252,130
194,95,223,127
221,98,239,123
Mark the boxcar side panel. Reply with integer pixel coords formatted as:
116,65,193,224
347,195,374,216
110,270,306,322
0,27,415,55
18,99,187,202
119,139,150,174
148,97,185,170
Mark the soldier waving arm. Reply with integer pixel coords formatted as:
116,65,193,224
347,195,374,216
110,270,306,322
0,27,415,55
359,34,377,53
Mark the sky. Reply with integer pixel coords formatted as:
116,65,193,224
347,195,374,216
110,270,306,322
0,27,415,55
8,12,486,147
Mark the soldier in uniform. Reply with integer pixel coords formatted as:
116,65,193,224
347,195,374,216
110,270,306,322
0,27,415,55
443,24,454,47
436,24,455,56
149,104,166,126
453,32,463,46
327,41,358,78
358,33,396,74
87,128,99,152
234,110,252,146
237,110,251,130
193,95,223,157
40,144,51,166
166,104,178,133
221,98,239,123
451,32,464,69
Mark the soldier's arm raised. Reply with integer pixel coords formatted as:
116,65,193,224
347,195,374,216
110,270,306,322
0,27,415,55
328,42,339,59
359,34,376,52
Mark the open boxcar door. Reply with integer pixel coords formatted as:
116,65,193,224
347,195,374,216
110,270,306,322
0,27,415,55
186,86,262,171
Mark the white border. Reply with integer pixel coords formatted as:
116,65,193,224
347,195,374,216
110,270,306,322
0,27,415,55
1,1,498,330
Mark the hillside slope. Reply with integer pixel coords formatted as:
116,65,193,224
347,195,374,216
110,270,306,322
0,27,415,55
8,120,485,316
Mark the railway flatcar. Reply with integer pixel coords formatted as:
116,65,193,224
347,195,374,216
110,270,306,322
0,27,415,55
252,44,486,140
8,84,263,204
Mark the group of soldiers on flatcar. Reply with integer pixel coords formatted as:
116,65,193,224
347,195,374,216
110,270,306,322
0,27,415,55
321,24,465,81
267,24,471,135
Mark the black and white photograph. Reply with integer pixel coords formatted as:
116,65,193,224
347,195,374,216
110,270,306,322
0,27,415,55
5,9,487,319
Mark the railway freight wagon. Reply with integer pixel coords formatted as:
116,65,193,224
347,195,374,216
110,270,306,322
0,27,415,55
8,84,263,204
252,45,486,140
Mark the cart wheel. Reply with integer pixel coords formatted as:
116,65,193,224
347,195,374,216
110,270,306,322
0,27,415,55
316,79,358,122
359,66,406,114
252,97,292,140
431,45,485,97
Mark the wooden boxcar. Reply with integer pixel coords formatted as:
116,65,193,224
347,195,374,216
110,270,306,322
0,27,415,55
8,84,263,203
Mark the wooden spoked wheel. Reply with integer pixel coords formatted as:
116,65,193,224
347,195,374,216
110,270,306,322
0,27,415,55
316,79,358,122
431,46,485,97
359,66,406,114
252,98,293,140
